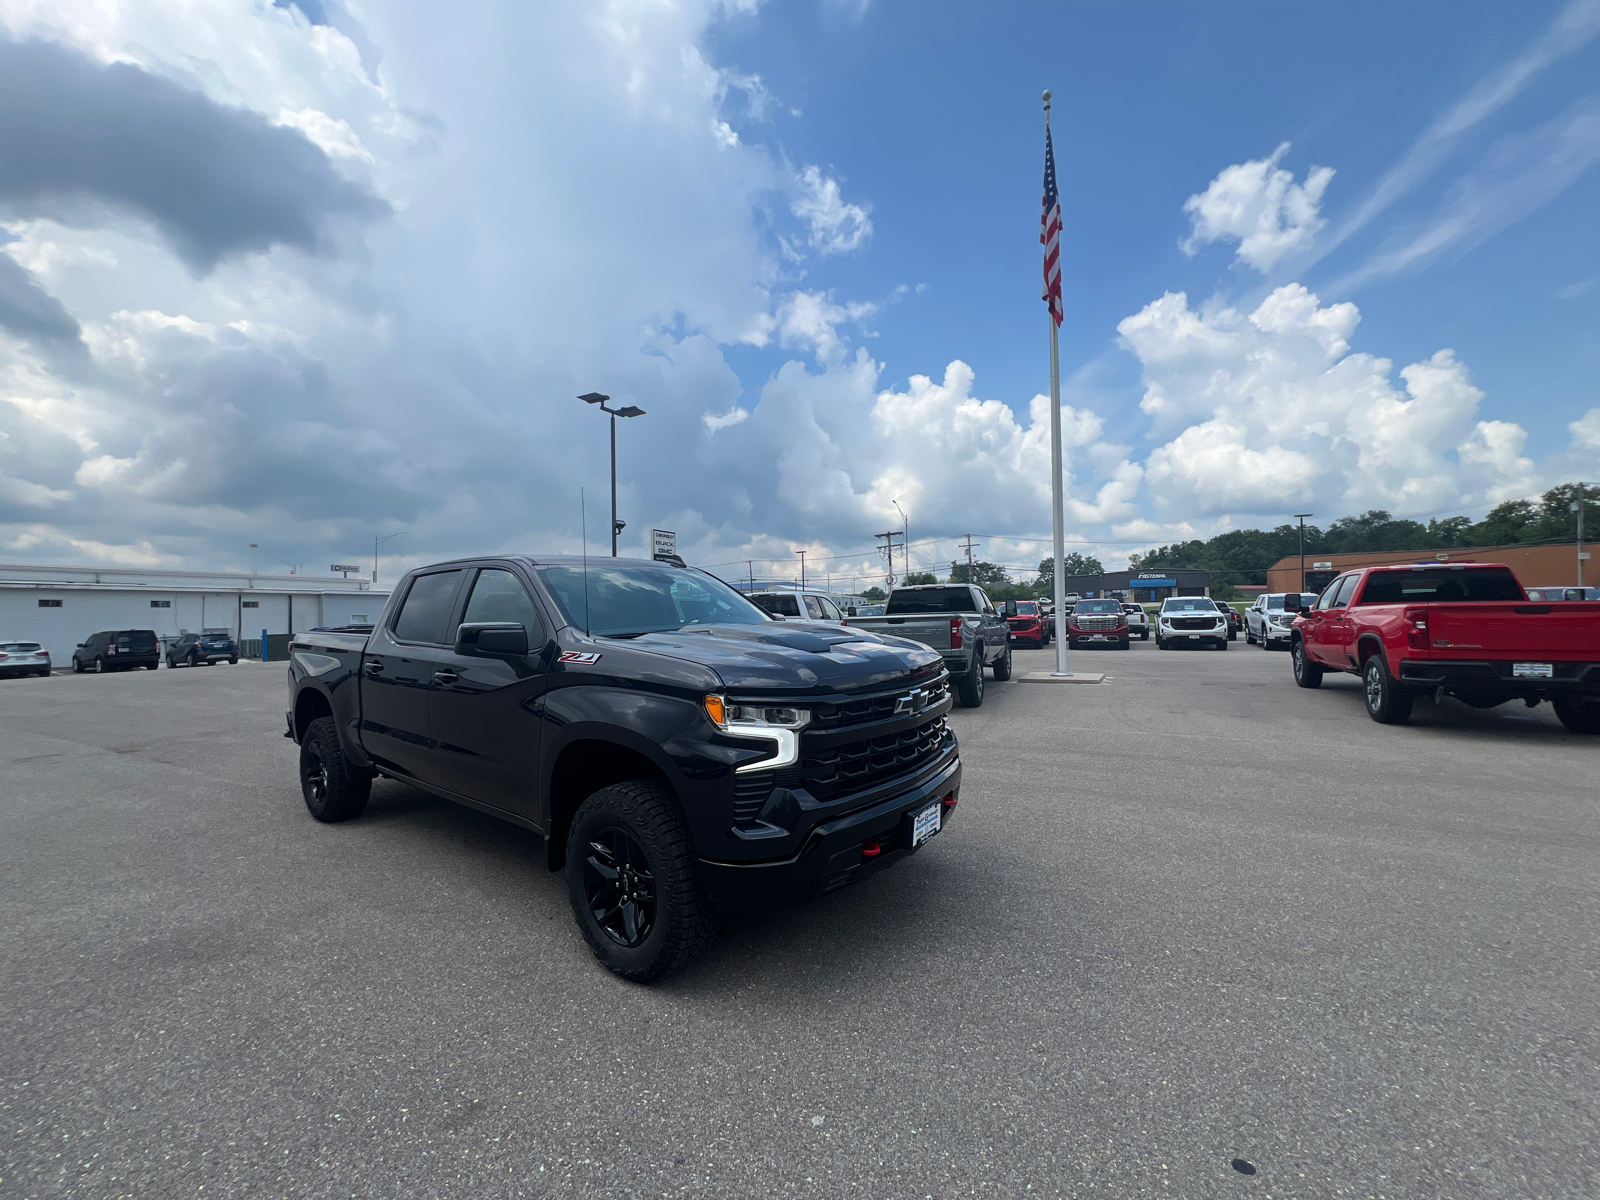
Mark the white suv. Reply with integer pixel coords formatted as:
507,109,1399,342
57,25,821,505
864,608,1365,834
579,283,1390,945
1245,592,1318,650
1155,597,1228,650
748,589,848,624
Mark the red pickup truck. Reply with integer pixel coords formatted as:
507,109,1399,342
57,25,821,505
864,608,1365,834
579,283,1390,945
1287,562,1600,731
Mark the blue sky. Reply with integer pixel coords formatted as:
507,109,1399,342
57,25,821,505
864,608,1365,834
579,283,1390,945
0,1,1596,585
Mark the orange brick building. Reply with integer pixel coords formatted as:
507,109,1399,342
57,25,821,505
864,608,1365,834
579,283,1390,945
1266,542,1589,595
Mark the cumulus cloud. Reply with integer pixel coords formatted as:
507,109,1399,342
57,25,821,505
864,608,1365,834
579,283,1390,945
0,37,388,271
791,165,873,256
1119,283,1539,517
1181,143,1334,272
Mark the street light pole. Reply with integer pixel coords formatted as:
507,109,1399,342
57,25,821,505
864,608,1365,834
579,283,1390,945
798,550,807,590
1293,513,1313,594
374,532,406,584
579,393,646,556
1574,483,1588,587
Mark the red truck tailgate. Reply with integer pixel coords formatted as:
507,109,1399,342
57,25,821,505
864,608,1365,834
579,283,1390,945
1425,601,1600,660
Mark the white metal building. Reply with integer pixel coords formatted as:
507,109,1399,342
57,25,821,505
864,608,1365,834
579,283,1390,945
0,562,390,665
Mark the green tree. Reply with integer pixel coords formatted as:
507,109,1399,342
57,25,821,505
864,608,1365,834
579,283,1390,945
860,585,886,601
949,560,1010,586
1038,552,1104,580
902,570,938,585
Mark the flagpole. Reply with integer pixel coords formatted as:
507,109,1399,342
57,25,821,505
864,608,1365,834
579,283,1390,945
1045,89,1070,676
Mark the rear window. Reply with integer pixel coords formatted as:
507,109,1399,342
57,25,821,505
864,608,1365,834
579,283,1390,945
751,594,802,618
116,631,157,649
1074,600,1122,614
393,570,464,642
1266,594,1318,610
885,587,974,615
1,642,41,652
1358,568,1523,604
201,633,233,642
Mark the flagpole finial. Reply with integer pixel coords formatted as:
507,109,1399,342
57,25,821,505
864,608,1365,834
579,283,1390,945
1042,89,1052,108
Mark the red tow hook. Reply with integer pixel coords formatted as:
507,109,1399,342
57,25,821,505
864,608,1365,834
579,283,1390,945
861,842,883,860
941,792,958,812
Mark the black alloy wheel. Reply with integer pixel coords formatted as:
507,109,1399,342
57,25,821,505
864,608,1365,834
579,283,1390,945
1292,639,1323,688
1363,654,1413,724
299,715,371,821
581,828,658,948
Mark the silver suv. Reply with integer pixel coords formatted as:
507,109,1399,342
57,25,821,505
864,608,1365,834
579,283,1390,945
1155,597,1228,651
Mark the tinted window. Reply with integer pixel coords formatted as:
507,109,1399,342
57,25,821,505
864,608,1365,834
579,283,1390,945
1015,602,1038,615
1161,598,1216,613
1357,568,1523,604
751,594,802,617
116,631,157,649
393,570,464,642
462,569,544,639
1075,600,1122,614
537,564,768,636
1,642,41,652
1266,594,1318,610
886,587,976,615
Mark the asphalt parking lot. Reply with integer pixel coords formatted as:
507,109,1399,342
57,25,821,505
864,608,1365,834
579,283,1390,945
3,644,1596,1199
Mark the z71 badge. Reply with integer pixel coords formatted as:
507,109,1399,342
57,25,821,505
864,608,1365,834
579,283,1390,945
558,651,602,665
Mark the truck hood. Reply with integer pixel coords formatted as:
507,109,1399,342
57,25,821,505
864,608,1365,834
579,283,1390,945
627,622,942,694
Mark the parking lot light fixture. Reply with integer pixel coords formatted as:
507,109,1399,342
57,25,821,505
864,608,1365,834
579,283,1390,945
579,392,647,555
1294,514,1313,593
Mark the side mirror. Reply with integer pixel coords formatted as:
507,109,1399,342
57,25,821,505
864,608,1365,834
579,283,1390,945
846,607,857,617
1282,593,1303,611
455,622,528,657
1003,601,1017,616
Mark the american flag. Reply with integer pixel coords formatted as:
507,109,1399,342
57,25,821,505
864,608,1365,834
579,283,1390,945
1040,125,1063,327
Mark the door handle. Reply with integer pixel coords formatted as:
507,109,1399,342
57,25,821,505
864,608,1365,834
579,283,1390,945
364,660,384,673
433,670,459,684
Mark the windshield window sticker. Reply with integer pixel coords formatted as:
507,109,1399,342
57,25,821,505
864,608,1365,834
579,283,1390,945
558,651,602,665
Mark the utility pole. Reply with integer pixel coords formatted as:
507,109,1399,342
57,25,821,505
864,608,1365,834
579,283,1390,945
747,561,754,592
1294,513,1313,594
874,530,900,587
961,534,980,584
893,501,909,579
798,550,807,590
1575,483,1589,587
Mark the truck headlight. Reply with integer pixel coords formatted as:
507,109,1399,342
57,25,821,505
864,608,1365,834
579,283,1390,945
705,696,811,774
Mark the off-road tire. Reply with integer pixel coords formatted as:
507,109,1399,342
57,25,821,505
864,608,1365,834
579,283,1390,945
300,715,372,822
1362,654,1413,724
1553,698,1600,734
1292,638,1323,688
956,655,986,707
566,779,717,983
992,642,1013,681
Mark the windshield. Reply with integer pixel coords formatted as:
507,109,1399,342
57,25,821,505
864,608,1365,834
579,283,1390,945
1161,598,1216,613
885,587,976,615
854,604,885,616
750,594,802,618
1013,602,1038,615
537,564,769,636
1,642,41,652
1266,594,1318,610
1074,600,1122,614
1358,568,1523,603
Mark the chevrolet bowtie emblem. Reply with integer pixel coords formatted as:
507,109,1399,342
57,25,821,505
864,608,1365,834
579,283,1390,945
894,689,926,715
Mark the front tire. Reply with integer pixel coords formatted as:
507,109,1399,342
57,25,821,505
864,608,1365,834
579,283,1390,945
1246,629,1257,645
956,655,986,707
1553,698,1600,734
566,780,716,983
992,642,1013,681
1363,655,1413,724
1292,639,1323,688
72,657,84,673
300,715,372,822
1217,638,1228,651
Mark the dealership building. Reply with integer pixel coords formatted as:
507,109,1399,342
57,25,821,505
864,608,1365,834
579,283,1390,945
1059,568,1213,602
0,562,389,666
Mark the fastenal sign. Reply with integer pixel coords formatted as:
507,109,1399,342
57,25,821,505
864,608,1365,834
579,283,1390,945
651,529,677,562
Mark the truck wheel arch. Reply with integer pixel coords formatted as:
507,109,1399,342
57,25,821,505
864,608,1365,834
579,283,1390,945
545,737,673,872
294,687,334,742
1355,633,1386,671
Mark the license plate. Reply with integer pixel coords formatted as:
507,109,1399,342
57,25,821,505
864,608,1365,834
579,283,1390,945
911,802,941,848
1188,633,1199,639
1513,662,1553,679
1090,634,1107,641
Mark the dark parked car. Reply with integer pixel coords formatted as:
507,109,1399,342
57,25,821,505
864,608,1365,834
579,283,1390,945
166,631,239,667
71,630,160,672
287,556,961,982
0,640,52,677
1218,604,1242,639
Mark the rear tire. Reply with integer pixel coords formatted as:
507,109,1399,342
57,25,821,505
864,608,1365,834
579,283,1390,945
1553,698,1600,734
992,642,1013,681
1292,639,1323,688
1246,629,1257,645
566,779,717,983
1217,638,1228,651
1362,654,1413,725
956,655,986,707
95,657,106,673
300,715,372,822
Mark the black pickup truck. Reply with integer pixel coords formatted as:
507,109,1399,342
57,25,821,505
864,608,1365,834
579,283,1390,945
286,555,961,981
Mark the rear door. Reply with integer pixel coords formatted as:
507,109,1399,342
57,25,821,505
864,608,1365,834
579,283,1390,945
360,569,467,780
427,566,552,817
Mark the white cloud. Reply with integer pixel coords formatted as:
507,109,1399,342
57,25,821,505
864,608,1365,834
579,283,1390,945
274,107,374,162
1569,407,1600,449
791,164,872,255
1181,143,1334,272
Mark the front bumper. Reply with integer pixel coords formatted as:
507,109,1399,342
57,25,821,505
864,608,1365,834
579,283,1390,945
1399,659,1600,700
698,753,961,909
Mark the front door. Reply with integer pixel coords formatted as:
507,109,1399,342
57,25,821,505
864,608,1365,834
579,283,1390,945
427,566,551,819
359,568,467,780
1304,575,1355,667
428,569,553,825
